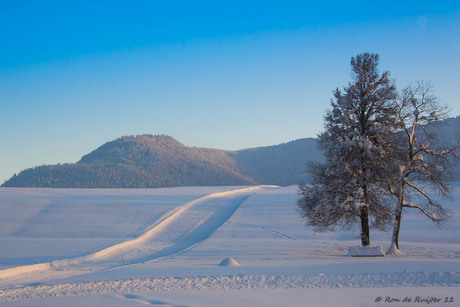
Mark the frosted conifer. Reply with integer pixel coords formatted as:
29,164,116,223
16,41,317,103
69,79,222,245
298,53,398,246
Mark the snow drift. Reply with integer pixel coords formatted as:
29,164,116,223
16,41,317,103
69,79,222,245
0,186,275,286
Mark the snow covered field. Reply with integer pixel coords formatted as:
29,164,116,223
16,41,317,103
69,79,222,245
0,184,459,306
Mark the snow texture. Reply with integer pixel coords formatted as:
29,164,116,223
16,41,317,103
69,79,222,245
1,272,459,302
0,184,459,305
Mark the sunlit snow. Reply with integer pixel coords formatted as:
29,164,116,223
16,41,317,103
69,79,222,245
0,184,459,306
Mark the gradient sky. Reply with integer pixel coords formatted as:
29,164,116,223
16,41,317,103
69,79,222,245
1,0,459,184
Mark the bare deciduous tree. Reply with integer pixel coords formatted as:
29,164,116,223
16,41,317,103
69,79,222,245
387,81,458,255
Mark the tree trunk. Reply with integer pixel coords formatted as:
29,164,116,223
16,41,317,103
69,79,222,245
387,181,405,255
391,204,402,249
360,206,370,246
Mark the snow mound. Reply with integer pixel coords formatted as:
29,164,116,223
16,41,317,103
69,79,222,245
348,246,385,257
219,258,241,267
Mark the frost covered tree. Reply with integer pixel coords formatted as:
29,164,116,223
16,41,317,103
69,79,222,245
298,53,398,246
387,81,458,255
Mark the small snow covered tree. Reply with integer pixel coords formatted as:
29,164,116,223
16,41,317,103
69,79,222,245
298,53,398,246
387,81,458,255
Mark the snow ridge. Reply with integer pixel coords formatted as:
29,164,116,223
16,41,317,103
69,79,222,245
1,272,458,302
0,186,275,286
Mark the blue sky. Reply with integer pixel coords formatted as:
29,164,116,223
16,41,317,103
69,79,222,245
1,1,459,183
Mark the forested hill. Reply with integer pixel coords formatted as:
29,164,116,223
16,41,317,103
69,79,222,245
2,135,322,188
3,115,459,188
229,138,322,186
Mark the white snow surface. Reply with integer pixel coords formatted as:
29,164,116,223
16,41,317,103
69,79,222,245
0,184,459,306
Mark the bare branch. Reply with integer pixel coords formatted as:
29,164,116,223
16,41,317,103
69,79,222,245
404,179,435,203
402,201,438,222
388,182,398,197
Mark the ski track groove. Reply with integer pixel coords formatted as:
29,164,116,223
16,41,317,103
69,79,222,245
0,186,275,287
229,222,297,240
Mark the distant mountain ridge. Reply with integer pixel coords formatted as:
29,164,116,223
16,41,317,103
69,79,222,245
2,135,321,188
229,138,321,186
3,116,459,188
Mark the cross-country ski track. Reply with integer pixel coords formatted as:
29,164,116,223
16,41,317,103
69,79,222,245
0,185,276,287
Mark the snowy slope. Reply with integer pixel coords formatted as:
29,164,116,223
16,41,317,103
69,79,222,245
0,186,275,285
0,184,459,306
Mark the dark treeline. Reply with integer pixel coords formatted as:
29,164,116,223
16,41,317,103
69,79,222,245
2,135,321,188
2,118,459,189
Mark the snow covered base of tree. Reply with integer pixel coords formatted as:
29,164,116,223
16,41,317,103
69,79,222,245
386,243,406,256
348,246,386,257
0,184,459,306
